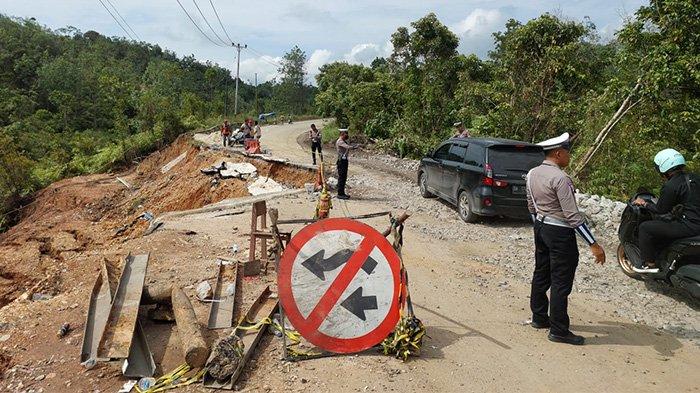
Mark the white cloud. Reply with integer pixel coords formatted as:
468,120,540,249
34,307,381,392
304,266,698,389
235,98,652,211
343,42,392,65
451,9,506,57
237,55,282,84
453,9,502,36
306,49,333,77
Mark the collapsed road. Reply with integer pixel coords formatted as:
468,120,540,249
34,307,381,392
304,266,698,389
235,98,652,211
0,120,697,392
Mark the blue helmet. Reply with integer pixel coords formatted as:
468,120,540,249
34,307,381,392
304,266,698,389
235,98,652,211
654,148,686,174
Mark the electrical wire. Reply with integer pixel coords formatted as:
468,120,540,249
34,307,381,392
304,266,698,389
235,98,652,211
175,0,228,47
244,47,283,68
104,0,141,40
97,0,134,40
209,0,235,44
208,0,282,71
192,0,230,45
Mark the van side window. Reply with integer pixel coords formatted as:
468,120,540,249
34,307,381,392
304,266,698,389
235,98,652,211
434,144,451,160
448,144,467,162
464,144,483,167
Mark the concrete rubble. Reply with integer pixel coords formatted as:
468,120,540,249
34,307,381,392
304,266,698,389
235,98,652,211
196,281,213,301
247,176,285,196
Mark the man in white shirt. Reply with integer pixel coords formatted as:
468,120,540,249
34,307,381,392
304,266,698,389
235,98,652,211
335,129,356,199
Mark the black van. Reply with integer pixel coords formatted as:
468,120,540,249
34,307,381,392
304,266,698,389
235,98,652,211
418,137,544,222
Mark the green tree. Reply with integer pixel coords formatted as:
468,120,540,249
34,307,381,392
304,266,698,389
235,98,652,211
482,14,608,142
272,45,314,115
575,0,700,197
315,62,375,126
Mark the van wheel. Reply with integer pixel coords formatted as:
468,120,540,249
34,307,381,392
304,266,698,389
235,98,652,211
458,190,478,223
419,171,434,198
617,244,643,280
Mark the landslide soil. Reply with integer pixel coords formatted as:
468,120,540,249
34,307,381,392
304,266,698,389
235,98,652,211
0,135,314,392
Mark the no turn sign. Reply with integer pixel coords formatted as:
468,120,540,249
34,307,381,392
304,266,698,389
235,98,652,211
278,218,401,353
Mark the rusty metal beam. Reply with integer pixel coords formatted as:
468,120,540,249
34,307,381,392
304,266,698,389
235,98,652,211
122,320,156,378
97,253,149,359
80,261,112,363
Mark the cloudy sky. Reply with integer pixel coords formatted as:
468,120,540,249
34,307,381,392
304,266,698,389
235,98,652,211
1,0,645,84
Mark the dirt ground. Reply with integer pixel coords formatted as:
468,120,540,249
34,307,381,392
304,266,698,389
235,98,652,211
0,121,698,393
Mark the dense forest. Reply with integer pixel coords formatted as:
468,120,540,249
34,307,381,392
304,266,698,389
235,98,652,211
315,0,699,199
0,15,315,229
1,1,698,229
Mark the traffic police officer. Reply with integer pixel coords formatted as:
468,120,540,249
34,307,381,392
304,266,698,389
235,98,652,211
335,128,356,200
526,132,606,345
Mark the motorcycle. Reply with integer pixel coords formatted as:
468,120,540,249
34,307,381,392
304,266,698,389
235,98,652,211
616,191,700,300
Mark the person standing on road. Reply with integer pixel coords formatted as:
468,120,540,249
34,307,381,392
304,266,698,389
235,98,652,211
309,123,323,165
254,120,262,140
526,132,606,346
221,119,232,147
240,118,254,140
336,128,356,200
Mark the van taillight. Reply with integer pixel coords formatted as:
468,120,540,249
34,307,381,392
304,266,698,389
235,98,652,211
482,163,508,188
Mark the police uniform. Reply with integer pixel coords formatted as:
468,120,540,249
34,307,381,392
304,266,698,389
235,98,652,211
336,129,352,198
526,133,597,338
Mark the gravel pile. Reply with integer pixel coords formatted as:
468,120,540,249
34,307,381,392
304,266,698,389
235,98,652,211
576,193,628,240
349,157,699,342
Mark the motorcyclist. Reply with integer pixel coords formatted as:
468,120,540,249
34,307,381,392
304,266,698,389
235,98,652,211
632,149,700,273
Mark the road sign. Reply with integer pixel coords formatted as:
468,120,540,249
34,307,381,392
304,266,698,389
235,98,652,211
278,218,401,353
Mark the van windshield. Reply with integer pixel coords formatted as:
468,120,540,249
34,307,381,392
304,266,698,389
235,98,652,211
488,146,544,178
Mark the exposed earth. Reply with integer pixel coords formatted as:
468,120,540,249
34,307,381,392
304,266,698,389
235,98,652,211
0,120,697,392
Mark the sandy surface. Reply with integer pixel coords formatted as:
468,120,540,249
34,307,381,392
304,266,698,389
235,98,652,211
0,121,697,393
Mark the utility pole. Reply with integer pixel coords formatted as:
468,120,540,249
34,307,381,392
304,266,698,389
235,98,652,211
224,72,228,118
233,42,247,116
254,72,258,116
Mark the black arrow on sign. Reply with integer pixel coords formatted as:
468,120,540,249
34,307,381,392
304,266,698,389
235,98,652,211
340,287,378,321
301,249,378,280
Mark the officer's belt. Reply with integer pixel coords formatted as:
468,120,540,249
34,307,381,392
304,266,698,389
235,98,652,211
536,214,571,228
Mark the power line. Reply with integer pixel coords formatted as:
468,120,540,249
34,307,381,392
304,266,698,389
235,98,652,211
175,0,228,47
245,47,282,68
192,0,229,45
97,0,134,40
209,0,235,44
104,0,141,40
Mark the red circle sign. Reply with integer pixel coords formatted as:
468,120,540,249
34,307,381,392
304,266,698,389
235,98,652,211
278,218,401,353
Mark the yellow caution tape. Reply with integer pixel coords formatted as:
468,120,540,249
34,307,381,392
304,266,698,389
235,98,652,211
134,363,205,393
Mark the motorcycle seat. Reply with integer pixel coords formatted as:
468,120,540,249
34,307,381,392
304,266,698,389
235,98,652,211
669,234,700,247
667,234,700,258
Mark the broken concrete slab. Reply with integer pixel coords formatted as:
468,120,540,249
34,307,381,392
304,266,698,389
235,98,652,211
247,176,285,196
229,162,257,176
144,189,307,235
219,168,241,178
97,254,149,360
220,162,258,179
161,152,187,173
